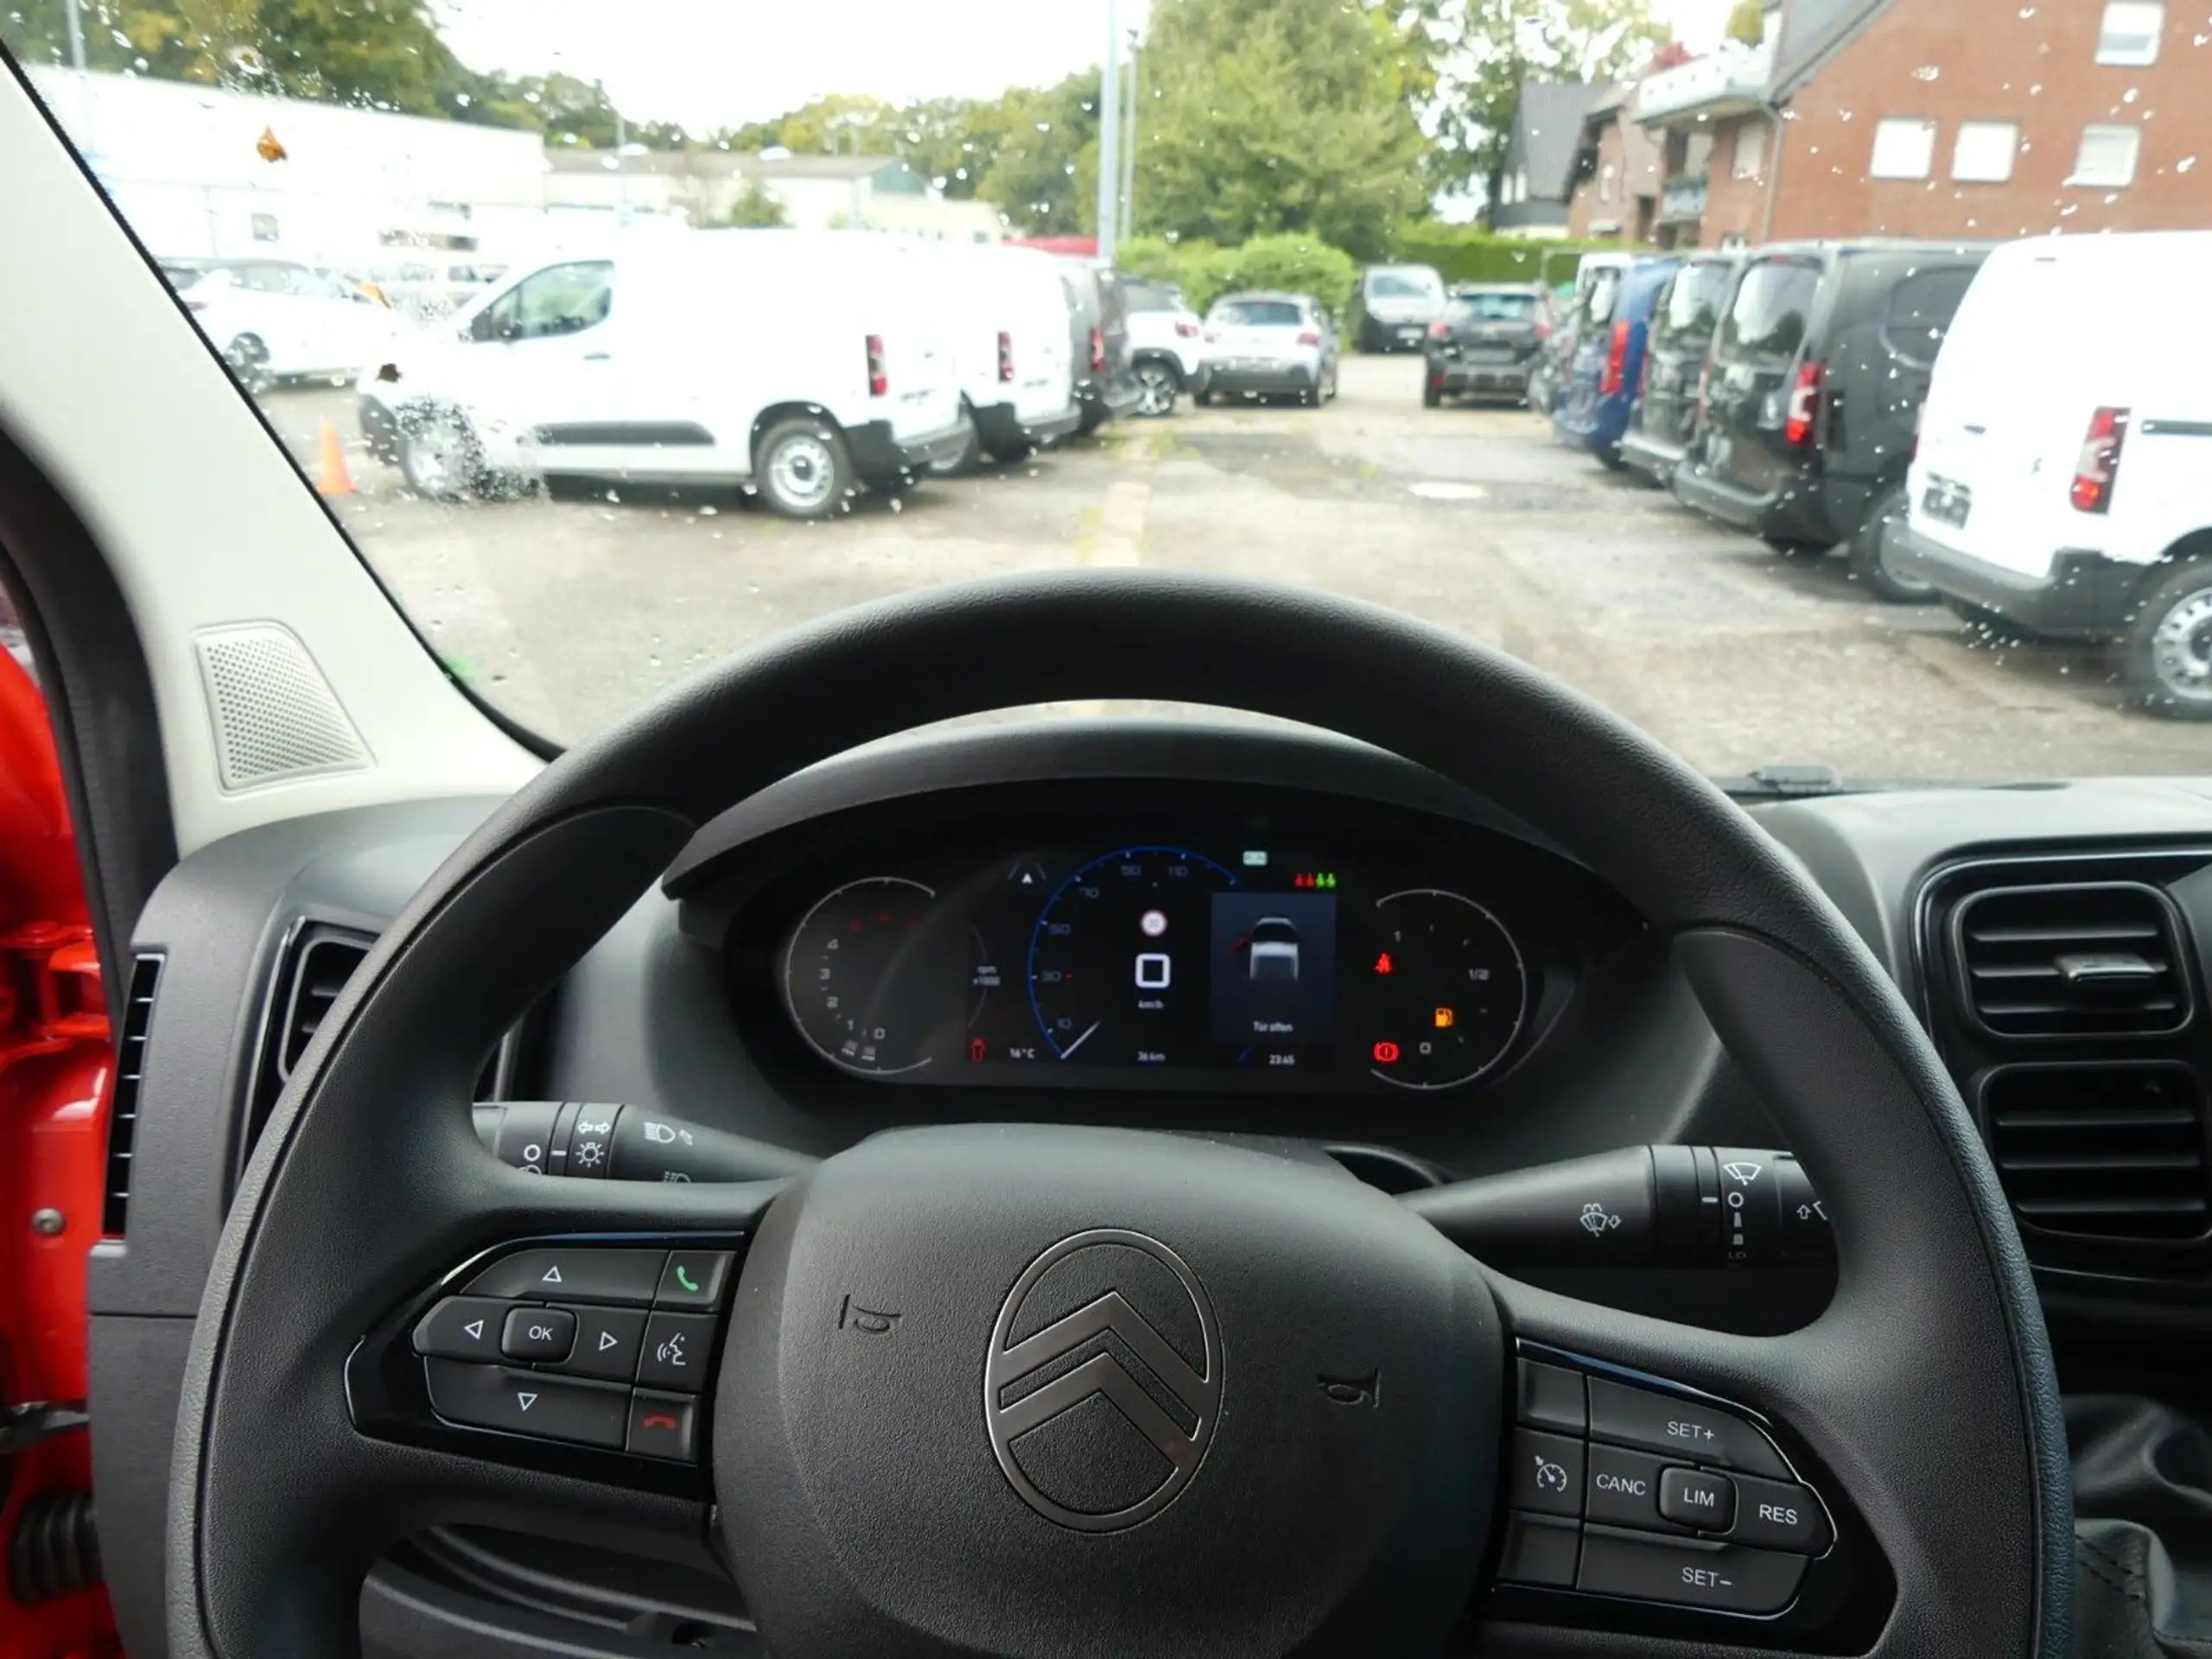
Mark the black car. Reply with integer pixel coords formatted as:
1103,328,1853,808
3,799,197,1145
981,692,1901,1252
1421,283,1550,407
1669,240,1988,600
1061,263,1143,435
1618,252,1739,487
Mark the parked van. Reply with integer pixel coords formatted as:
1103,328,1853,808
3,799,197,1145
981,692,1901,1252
1892,232,2212,716
1618,251,1739,487
358,231,969,519
1348,264,1446,353
1527,251,1634,417
1671,239,1987,598
1553,256,1676,467
907,242,1080,472
1061,263,1143,434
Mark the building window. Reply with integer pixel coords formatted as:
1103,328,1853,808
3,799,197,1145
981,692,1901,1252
1733,123,1765,179
1600,162,1616,202
1512,168,1528,204
2096,1,2163,65
2071,124,2142,186
1869,118,1937,180
1951,121,2019,182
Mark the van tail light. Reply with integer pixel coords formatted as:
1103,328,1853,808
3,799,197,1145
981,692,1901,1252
1297,329,1321,346
1600,319,1630,396
1088,326,1105,374
996,330,1014,383
1783,360,1823,448
1427,320,1451,341
2070,405,2131,512
1174,320,1199,339
866,334,888,397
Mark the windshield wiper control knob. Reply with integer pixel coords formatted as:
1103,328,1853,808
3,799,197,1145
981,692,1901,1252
1401,1145,1830,1269
472,1102,812,1185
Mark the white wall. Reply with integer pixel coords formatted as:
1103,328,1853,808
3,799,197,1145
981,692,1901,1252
24,67,546,266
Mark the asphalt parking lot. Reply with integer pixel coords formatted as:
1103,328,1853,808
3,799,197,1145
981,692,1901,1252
264,354,2211,779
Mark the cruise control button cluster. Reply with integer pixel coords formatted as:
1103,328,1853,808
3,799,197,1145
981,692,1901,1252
412,1244,736,1463
1497,1355,1829,1617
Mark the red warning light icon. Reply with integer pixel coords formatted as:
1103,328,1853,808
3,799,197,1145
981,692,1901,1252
1373,952,1394,975
1372,1040,1401,1064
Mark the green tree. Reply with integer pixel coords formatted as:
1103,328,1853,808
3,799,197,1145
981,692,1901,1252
1135,0,1428,261
722,177,790,227
974,73,1100,234
1407,0,1669,204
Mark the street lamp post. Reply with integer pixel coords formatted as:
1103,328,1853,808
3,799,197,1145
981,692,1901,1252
1121,30,1139,242
1096,0,1122,263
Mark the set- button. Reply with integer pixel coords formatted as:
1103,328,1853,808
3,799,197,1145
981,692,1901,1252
410,1244,736,1463
1497,1356,1829,1616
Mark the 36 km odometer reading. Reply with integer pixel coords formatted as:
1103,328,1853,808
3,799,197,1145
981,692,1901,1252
1357,888,1528,1090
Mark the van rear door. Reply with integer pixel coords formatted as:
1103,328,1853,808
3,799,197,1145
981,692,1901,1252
1704,253,1822,499
1637,257,1732,450
1910,246,2076,571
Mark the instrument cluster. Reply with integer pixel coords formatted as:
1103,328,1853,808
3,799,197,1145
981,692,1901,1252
715,788,1636,1099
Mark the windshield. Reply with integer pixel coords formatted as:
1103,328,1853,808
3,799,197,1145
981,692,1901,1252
6,0,2209,780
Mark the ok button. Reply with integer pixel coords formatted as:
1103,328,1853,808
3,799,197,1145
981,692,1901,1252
501,1306,576,1363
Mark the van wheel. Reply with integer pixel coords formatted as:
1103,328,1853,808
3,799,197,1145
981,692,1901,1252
1846,485,1936,603
931,416,982,478
1193,386,1213,408
223,334,273,396
2124,560,2212,720
398,407,484,501
754,416,852,520
1133,360,1179,418
1598,446,1628,471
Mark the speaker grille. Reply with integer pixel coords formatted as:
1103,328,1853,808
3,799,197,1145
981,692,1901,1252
193,624,369,790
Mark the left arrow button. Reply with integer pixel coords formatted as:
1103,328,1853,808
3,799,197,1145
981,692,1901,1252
411,1296,513,1361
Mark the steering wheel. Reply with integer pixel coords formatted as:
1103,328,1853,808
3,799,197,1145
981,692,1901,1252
164,571,2070,1658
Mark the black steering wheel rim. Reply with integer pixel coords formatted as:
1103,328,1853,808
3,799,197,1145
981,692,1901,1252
165,569,2070,1658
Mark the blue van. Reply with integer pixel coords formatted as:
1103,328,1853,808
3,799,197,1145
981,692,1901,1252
1551,256,1677,469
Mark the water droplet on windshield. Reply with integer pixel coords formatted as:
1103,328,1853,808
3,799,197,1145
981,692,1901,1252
1913,64,1940,80
2180,156,2198,172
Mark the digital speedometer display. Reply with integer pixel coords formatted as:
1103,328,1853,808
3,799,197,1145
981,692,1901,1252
770,836,1534,1092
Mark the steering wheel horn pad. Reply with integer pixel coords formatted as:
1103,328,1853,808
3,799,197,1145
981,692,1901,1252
720,1125,1502,1657
166,570,2069,1659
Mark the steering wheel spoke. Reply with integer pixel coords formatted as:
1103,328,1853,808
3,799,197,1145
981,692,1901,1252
1469,1269,1893,1648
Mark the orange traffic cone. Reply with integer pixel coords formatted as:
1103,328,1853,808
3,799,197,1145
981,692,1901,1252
315,420,354,497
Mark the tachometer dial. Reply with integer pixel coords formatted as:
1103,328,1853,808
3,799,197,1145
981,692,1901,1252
783,876,965,1076
1357,888,1528,1090
1027,847,1237,1064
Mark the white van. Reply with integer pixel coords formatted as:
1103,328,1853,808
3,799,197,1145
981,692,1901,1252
1893,232,2212,716
359,231,969,518
903,242,1079,470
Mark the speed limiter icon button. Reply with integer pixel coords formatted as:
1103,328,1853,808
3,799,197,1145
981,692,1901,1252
1514,1428,1585,1518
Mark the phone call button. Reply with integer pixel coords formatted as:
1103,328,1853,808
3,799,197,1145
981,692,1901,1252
656,1250,735,1311
627,1389,699,1461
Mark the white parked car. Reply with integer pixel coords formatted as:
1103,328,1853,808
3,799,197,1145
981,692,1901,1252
1198,292,1338,408
1892,232,2212,718
1120,276,1211,417
903,242,1080,472
364,258,508,324
173,258,408,392
359,232,970,519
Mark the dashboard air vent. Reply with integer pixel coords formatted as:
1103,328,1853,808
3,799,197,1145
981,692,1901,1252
1952,882,2190,1039
276,928,372,1084
102,955,162,1236
1983,1064,2210,1243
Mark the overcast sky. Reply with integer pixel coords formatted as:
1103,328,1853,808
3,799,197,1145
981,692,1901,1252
434,0,1738,132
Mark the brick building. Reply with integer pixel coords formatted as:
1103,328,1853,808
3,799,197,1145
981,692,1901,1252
1567,0,2212,249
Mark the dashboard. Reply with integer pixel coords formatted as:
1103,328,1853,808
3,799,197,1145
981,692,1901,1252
81,719,2212,1659
691,782,1639,1099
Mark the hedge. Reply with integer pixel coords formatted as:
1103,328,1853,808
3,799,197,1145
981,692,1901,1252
1117,232,1357,318
1386,224,1631,288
